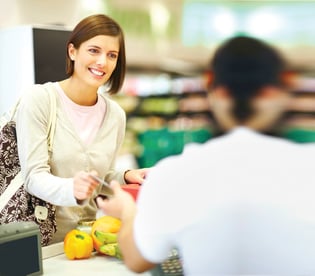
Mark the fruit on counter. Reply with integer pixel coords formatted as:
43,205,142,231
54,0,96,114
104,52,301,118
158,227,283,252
94,230,118,244
99,243,123,259
91,215,121,253
63,229,93,260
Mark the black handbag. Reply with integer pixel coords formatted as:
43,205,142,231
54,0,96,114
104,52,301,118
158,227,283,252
0,84,57,246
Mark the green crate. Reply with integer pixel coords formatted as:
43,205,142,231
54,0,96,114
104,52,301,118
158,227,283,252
281,128,315,143
136,128,212,167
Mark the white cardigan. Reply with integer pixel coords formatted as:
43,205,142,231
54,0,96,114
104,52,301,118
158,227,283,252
16,82,126,242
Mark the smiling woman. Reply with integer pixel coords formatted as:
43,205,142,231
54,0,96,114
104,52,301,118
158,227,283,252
64,14,126,95
15,14,149,245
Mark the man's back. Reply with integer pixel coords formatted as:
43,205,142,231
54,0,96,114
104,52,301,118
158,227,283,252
135,127,315,275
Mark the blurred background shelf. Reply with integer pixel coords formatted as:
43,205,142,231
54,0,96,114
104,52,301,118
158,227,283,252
2,0,315,168
112,72,213,167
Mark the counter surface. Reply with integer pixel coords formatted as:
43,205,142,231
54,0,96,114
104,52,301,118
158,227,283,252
42,243,151,276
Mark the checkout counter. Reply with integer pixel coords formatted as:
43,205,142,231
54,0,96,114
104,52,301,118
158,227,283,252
42,242,151,275
0,220,151,276
0,186,171,275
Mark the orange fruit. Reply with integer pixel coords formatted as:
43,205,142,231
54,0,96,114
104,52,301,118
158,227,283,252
91,215,121,252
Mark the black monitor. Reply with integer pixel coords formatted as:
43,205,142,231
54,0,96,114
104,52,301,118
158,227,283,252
0,221,43,276
33,27,71,84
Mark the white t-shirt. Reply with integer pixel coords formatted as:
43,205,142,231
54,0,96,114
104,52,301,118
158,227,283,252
134,127,315,275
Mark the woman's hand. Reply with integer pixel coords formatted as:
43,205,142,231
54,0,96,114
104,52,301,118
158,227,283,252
96,180,136,220
124,168,150,185
73,170,99,201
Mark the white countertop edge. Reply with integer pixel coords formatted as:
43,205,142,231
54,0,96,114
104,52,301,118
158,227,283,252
42,242,64,259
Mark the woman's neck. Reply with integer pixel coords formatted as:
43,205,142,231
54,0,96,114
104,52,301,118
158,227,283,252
59,78,98,106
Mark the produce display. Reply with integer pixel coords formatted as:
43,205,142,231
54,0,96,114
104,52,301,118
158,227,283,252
63,215,123,260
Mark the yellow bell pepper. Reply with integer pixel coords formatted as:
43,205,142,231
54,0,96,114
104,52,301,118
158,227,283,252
64,229,93,260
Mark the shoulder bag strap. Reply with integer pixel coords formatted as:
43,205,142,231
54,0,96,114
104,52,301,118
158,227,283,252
0,172,24,211
45,83,57,153
0,99,20,130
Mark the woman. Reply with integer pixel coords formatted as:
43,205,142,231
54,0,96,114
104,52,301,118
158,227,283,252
16,14,148,244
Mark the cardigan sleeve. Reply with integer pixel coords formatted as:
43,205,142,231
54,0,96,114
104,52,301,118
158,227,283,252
16,83,77,206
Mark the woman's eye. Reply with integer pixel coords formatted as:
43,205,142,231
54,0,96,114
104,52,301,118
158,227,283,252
108,53,118,60
89,48,99,54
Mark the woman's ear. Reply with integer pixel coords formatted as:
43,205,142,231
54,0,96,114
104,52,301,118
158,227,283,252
68,43,76,61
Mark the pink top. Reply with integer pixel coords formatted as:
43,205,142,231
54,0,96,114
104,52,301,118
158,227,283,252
54,82,106,145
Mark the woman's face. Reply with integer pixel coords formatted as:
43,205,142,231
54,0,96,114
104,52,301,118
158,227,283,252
69,35,119,88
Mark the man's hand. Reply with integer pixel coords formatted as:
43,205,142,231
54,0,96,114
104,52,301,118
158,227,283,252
96,180,156,273
96,180,136,220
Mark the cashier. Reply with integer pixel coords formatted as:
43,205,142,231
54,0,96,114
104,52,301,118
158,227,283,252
96,36,315,275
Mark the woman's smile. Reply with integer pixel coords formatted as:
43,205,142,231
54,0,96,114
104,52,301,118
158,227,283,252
89,67,105,78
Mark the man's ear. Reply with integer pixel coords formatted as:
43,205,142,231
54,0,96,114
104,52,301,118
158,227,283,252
211,86,231,99
257,86,286,99
208,86,233,114
281,71,298,88
204,70,214,88
252,85,290,117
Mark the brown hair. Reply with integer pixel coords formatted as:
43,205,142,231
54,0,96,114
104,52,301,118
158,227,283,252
65,14,126,94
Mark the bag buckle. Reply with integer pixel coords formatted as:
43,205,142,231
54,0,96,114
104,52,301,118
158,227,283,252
34,206,48,222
